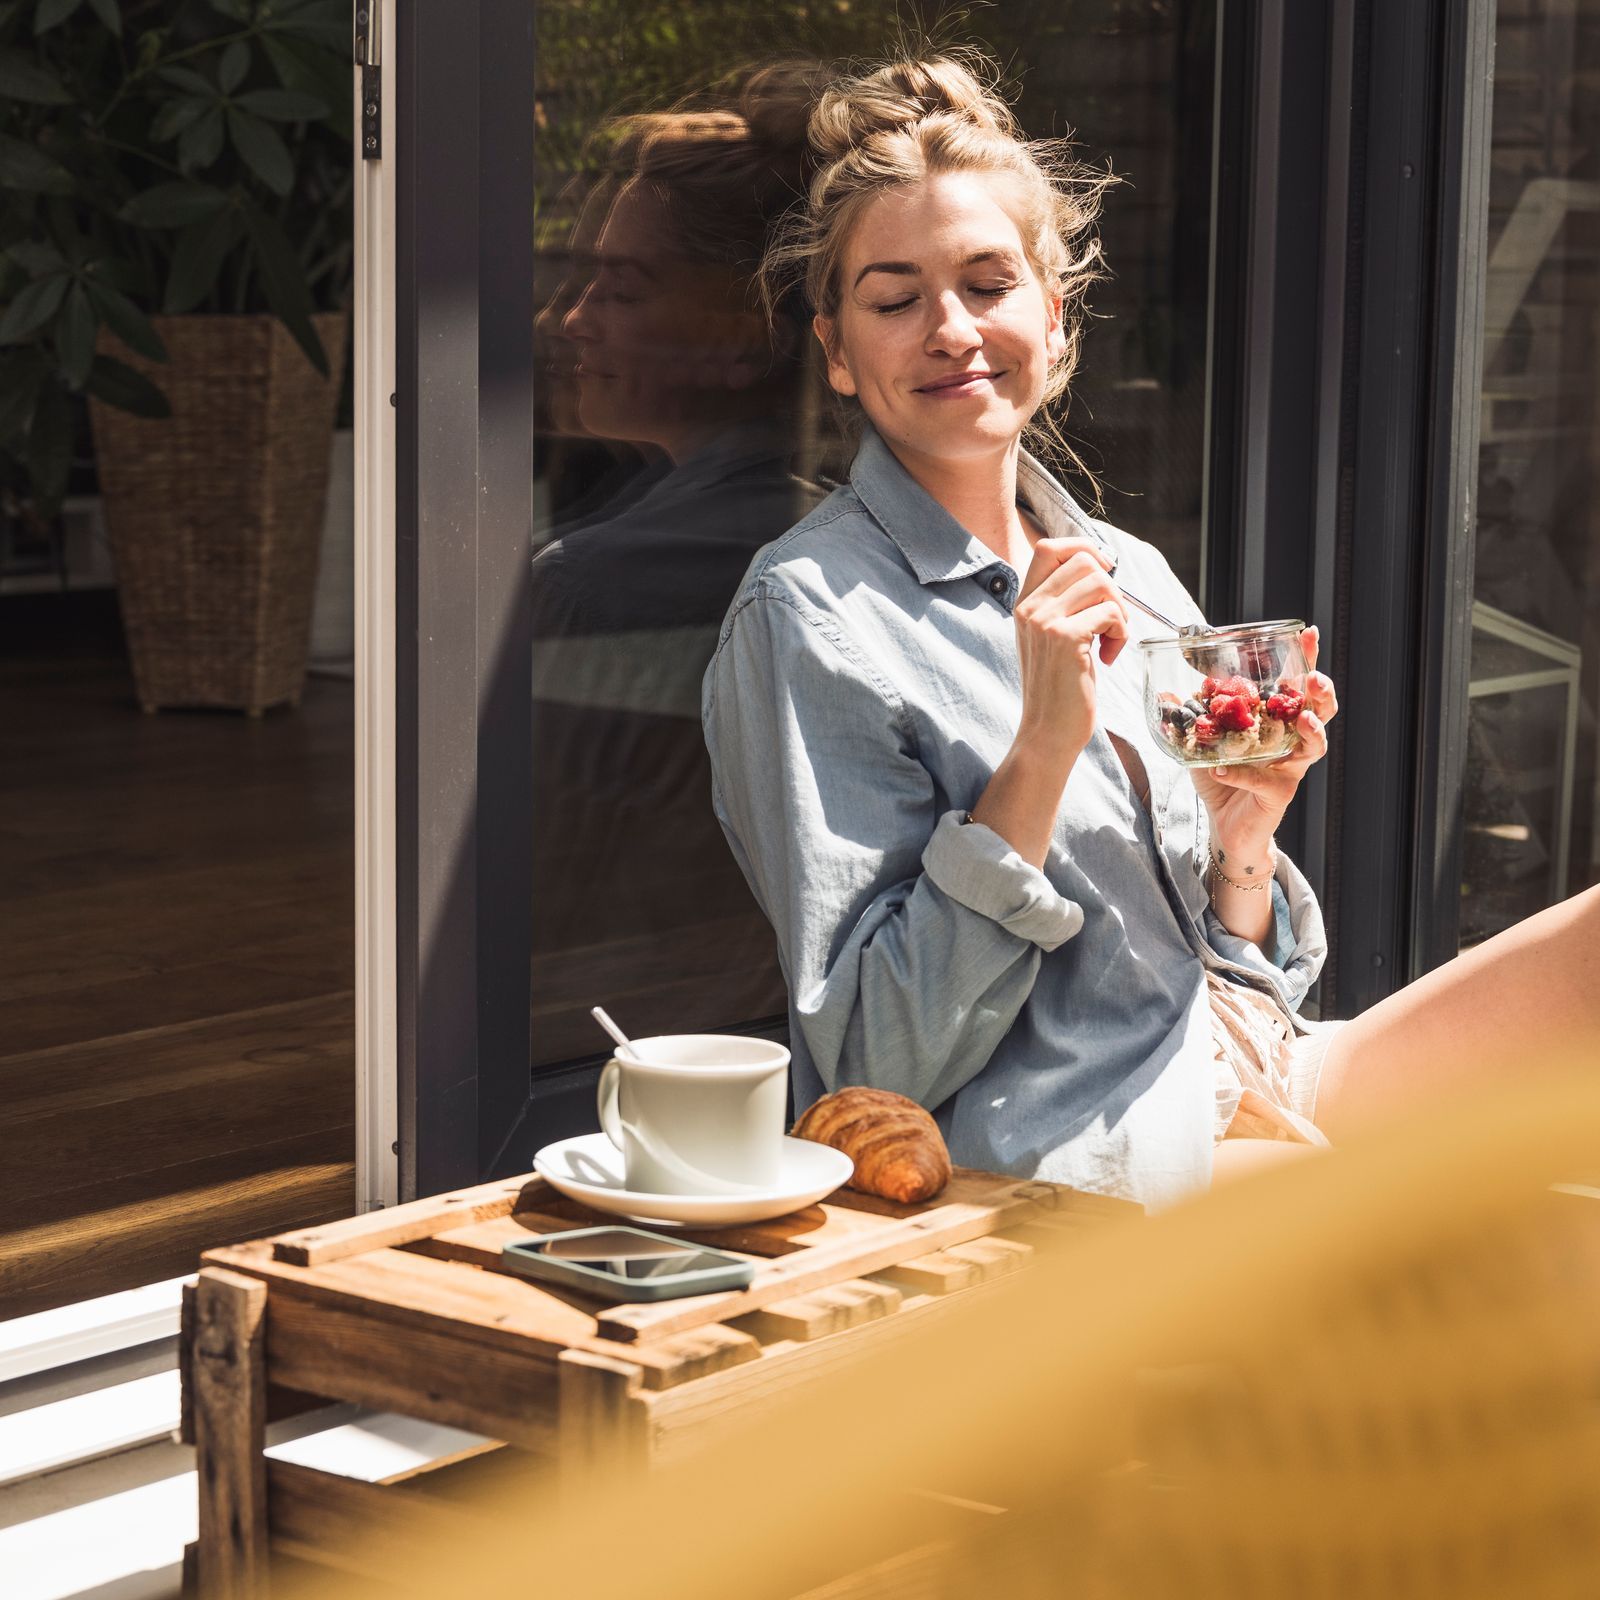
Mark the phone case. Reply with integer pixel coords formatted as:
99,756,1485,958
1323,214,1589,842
499,1225,757,1302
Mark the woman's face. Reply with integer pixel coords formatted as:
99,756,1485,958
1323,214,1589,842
817,171,1065,467
534,178,618,439
561,179,770,460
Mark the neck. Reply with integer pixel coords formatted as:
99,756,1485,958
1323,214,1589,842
882,433,1034,568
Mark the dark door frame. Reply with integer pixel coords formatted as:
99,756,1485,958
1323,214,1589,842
1210,0,1493,1018
394,0,535,1199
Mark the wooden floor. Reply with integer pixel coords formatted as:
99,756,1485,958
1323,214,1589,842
1,596,355,1318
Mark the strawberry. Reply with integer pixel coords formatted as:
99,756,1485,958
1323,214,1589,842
1192,714,1219,743
1214,674,1260,704
1209,694,1257,732
1200,675,1222,698
1266,689,1305,722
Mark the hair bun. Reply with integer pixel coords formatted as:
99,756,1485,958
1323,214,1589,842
808,52,1016,165
739,60,833,161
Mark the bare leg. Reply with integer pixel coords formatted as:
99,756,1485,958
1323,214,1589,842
1315,884,1600,1144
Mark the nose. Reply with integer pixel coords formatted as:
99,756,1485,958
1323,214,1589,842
926,290,982,357
562,281,599,343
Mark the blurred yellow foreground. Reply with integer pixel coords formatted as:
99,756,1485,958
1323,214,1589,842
287,1056,1600,1600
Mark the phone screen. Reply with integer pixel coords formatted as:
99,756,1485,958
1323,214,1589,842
525,1231,736,1281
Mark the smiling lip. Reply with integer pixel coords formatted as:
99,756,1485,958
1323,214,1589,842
916,371,997,394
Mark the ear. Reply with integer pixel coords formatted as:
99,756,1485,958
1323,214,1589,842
1044,284,1067,367
813,312,857,397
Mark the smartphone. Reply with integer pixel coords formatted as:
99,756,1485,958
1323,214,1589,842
499,1226,757,1302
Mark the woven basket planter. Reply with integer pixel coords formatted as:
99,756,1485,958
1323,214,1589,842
88,311,348,714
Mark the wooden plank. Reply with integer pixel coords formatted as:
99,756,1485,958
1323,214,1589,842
872,1251,981,1295
270,1176,541,1266
875,1237,1032,1295
191,1268,269,1600
202,1241,734,1391
731,1280,902,1344
1,1133,353,1320
267,1459,492,1580
643,1282,1013,1467
827,1169,1138,1224
418,1201,891,1264
557,1348,652,1501
595,1190,1055,1344
264,1289,560,1451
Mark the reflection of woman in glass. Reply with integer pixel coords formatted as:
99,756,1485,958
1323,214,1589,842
530,64,830,1053
704,52,1600,1207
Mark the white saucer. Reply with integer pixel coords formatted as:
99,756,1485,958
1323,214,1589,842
532,1133,854,1227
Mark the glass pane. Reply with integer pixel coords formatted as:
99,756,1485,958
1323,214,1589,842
529,2,1219,1071
1464,0,1600,948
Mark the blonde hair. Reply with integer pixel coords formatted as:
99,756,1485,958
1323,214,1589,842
759,50,1115,482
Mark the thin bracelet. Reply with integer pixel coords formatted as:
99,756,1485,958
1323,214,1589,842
1209,845,1277,895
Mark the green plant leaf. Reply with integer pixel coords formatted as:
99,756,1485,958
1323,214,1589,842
261,32,349,131
5,239,66,276
32,0,83,34
241,203,326,374
269,14,345,46
26,380,70,512
0,353,46,443
121,181,230,227
85,0,119,35
163,208,240,312
218,37,249,94
227,107,292,194
158,65,215,96
207,0,252,19
0,49,72,103
85,279,166,362
86,352,170,417
0,134,74,195
0,271,68,343
178,107,225,172
150,95,210,143
234,88,327,121
54,281,96,387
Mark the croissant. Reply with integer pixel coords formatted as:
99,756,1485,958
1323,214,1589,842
791,1086,952,1204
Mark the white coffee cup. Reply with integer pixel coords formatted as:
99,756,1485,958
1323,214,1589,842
596,1033,790,1195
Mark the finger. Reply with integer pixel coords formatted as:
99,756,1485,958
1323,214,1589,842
1305,672,1339,722
1301,625,1320,674
1066,598,1130,664
1053,569,1124,620
1019,538,1113,598
1021,552,1114,610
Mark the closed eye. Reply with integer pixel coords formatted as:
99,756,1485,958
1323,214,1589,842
871,283,1016,316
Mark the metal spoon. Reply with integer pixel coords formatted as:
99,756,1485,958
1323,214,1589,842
591,1006,632,1052
1109,564,1212,642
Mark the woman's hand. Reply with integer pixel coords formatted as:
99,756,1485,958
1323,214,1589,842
1012,538,1129,774
1190,625,1339,859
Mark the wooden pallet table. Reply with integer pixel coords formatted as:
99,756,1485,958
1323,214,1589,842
181,1165,1136,1597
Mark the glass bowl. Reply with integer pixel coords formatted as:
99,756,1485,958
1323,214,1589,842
1140,620,1309,768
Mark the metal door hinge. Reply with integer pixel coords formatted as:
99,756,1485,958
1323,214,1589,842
355,3,381,159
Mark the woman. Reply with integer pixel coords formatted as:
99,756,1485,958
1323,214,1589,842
701,52,1600,1208
529,65,829,1057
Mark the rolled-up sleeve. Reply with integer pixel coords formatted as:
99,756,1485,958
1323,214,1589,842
703,583,1082,1109
1202,847,1328,1013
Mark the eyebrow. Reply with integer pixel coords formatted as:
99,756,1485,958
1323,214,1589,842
594,251,660,282
852,248,1023,289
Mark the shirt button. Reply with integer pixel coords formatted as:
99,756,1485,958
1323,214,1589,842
988,575,1007,597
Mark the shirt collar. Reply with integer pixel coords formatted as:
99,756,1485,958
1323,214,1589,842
848,421,1112,587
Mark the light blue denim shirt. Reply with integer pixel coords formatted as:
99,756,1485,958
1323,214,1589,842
702,424,1328,1208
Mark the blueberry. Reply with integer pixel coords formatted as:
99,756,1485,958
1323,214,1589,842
1183,697,1208,719
1170,707,1196,733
